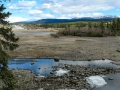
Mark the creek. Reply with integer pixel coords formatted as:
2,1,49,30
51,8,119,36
8,58,120,90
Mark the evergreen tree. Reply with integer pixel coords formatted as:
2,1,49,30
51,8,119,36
116,18,120,35
111,20,117,36
99,21,105,35
88,22,92,29
0,2,19,90
106,22,109,29
109,20,113,35
93,23,98,28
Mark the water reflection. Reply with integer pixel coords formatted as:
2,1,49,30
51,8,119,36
8,58,120,90
14,32,56,35
8,58,120,76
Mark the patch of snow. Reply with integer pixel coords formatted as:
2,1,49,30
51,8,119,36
55,68,69,76
12,25,24,30
86,76,107,88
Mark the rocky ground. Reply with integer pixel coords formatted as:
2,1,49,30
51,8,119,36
1,64,119,90
38,64,120,90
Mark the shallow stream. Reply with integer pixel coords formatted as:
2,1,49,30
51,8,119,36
8,58,120,90
14,31,56,35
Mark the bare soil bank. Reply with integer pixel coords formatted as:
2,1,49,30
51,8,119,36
8,28,120,64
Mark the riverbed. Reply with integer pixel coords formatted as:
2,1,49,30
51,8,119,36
8,58,120,90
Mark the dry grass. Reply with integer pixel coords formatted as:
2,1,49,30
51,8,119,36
58,26,110,37
7,27,120,64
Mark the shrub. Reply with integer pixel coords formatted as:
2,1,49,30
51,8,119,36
51,33,59,38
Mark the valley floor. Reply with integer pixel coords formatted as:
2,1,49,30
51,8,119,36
8,27,120,65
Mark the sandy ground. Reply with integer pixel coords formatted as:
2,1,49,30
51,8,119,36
8,26,120,64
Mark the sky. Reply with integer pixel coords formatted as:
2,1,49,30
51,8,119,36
2,0,120,23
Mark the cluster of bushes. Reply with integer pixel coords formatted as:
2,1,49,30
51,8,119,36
57,18,120,37
24,18,120,37
58,27,103,37
50,33,59,38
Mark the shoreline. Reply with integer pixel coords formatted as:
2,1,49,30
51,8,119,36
9,55,120,66
7,62,120,90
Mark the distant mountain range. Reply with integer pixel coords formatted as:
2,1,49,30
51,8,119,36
14,16,119,24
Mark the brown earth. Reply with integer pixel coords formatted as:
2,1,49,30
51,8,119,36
8,27,120,64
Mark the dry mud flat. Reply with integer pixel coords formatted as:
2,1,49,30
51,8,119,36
9,28,120,64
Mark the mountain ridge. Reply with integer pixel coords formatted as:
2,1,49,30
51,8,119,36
14,16,119,24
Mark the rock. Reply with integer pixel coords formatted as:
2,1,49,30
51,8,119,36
108,77,114,80
116,49,120,52
102,58,105,60
81,89,87,90
30,62,34,65
37,88,44,90
88,59,91,61
81,73,85,76
18,75,21,78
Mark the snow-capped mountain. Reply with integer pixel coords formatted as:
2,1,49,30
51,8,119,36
14,15,119,24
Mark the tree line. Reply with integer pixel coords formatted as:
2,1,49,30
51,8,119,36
54,19,120,37
24,19,120,37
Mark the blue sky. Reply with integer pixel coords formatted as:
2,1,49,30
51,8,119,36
2,0,120,23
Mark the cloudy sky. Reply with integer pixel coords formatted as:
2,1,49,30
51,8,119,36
3,0,120,23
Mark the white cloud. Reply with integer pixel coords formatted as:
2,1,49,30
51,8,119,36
28,10,43,15
6,0,120,21
60,5,113,13
18,0,36,7
115,0,120,6
92,13,104,17
41,3,52,9
40,2,114,14
58,15,70,19
51,0,120,7
28,9,55,20
7,16,29,23
29,13,55,20
58,13,104,19
7,1,36,10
